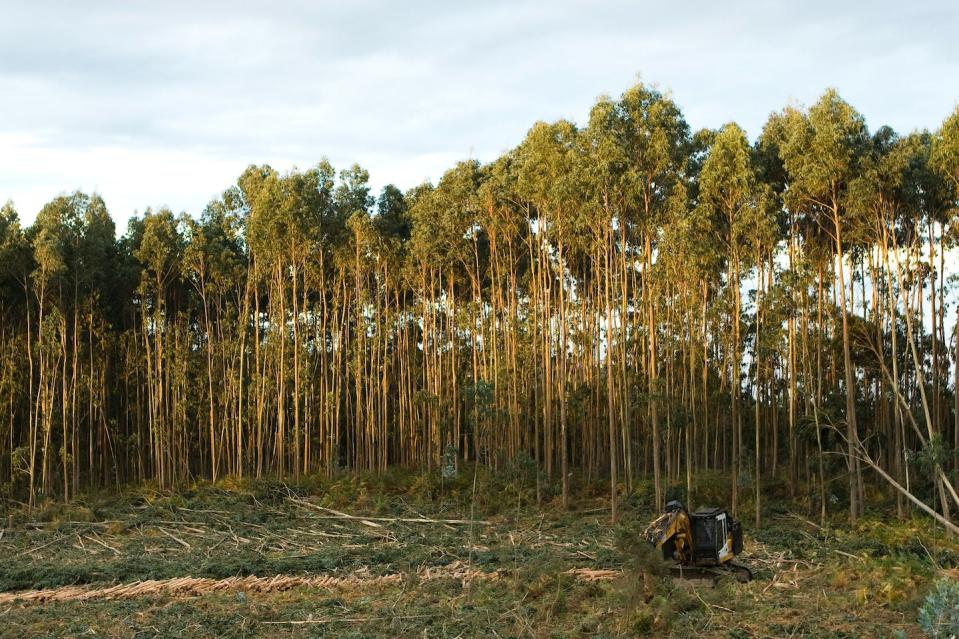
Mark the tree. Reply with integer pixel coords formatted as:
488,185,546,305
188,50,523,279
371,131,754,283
134,208,185,486
930,108,959,496
0,79,956,543
619,84,690,515
779,91,870,523
515,119,583,510
696,123,763,517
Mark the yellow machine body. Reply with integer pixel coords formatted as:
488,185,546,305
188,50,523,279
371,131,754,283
643,501,743,569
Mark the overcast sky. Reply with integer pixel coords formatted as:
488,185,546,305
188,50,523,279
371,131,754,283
1,1,957,227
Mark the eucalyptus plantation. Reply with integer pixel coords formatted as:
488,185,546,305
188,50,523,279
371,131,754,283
0,83,957,532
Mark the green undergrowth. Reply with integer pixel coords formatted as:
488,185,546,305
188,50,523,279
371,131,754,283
0,470,955,637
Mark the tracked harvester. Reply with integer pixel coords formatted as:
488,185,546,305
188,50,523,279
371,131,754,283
643,500,752,581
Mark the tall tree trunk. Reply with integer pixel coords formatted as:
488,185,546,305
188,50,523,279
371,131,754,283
833,210,860,523
605,229,617,523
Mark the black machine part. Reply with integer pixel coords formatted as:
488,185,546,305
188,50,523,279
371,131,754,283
690,508,723,561
689,506,742,563
664,500,684,512
730,518,743,555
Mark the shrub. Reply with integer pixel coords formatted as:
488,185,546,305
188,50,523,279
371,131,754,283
919,578,959,638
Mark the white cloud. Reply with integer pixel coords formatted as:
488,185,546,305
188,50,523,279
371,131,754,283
1,0,957,226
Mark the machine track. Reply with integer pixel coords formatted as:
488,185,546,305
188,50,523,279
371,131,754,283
669,561,752,583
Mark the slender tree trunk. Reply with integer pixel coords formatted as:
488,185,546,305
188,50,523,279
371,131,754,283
731,256,741,517
647,235,661,512
754,256,763,528
833,210,860,523
605,228,617,523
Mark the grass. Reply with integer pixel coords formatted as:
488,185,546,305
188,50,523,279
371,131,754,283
0,469,956,638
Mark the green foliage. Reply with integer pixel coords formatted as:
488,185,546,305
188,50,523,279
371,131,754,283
441,443,458,479
1,78,958,577
919,578,959,638
463,379,496,423
930,106,959,188
909,436,954,475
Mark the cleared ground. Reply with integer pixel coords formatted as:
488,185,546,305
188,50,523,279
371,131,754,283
0,472,955,638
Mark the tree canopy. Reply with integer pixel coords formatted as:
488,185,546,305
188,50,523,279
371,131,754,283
1,83,957,529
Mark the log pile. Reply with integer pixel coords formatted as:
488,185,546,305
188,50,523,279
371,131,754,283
564,568,620,582
0,561,502,605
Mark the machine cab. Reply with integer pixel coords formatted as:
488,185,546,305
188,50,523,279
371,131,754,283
690,507,742,565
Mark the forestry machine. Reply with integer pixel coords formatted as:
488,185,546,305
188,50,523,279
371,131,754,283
643,500,752,581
